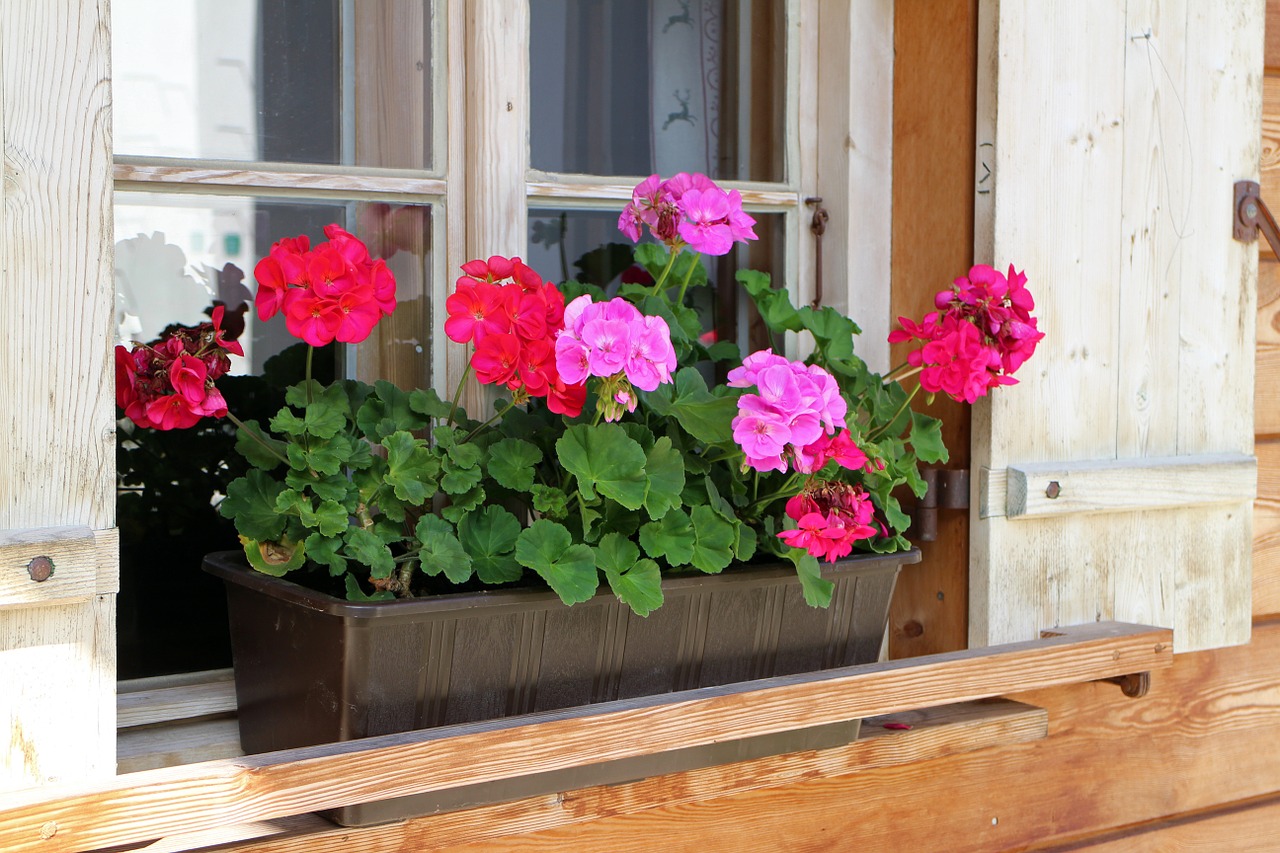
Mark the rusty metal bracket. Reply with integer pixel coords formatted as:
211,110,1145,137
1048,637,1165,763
806,197,829,307
910,468,970,542
1100,672,1151,698
1233,180,1280,257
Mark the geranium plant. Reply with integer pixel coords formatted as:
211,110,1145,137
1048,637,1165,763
116,177,1041,616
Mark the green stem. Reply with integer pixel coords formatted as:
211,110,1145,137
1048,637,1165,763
674,254,700,305
225,412,290,466
461,398,515,443
884,363,923,385
649,248,681,296
446,361,473,426
748,473,806,514
305,345,315,404
867,382,922,442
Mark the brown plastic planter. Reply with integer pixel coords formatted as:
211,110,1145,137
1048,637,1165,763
206,548,919,825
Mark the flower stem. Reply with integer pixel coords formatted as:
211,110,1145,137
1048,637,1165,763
446,361,474,426
747,473,805,514
674,253,701,305
461,398,515,443
867,381,922,442
649,248,681,296
305,345,315,404
884,363,923,384
225,412,290,466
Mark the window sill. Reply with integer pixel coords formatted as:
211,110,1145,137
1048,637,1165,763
1,622,1171,853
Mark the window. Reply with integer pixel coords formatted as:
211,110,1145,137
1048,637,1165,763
111,0,872,678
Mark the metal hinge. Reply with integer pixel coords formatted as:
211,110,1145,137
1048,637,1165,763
910,468,969,542
1233,180,1280,256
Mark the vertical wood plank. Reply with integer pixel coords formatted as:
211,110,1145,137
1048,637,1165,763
0,1,116,789
971,0,1260,652
888,0,978,658
816,0,893,373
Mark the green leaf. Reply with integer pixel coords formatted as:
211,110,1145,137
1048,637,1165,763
286,468,353,504
304,532,348,576
798,305,859,362
343,573,394,602
440,457,484,494
415,515,473,583
555,424,647,509
446,441,483,470
313,500,350,536
344,527,396,578
282,382,350,439
909,411,949,464
356,380,429,440
640,368,739,445
737,269,802,334
296,434,352,477
734,523,758,562
241,537,305,577
531,484,570,520
409,387,453,420
689,505,735,574
486,438,543,491
638,508,695,566
790,552,834,608
457,506,524,583
633,242,671,279
515,519,598,605
383,431,440,504
595,533,663,617
220,470,288,541
440,485,486,523
643,437,685,520
234,419,286,469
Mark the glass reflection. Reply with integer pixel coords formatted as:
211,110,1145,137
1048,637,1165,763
530,0,785,181
113,0,433,169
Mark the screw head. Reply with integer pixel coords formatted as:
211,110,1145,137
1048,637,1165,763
1045,481,1062,500
27,556,54,583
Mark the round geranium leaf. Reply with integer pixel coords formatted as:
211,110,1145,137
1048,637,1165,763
555,424,647,509
458,506,523,583
515,519,598,605
486,437,543,492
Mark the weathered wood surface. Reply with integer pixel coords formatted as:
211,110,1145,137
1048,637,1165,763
112,163,447,197
1048,794,1280,851
0,0,116,790
972,0,1261,653
0,622,1169,853
0,527,117,609
888,0,977,660
116,675,236,730
1255,440,1280,618
985,454,1259,519
137,700,1048,853
326,619,1280,852
116,720,242,776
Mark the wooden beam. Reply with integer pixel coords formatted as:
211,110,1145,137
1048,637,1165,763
0,622,1169,853
1046,793,1280,851
0,527,117,610
981,454,1259,520
140,700,1049,853
116,677,236,730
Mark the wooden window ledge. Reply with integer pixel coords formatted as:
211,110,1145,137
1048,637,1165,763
0,621,1171,853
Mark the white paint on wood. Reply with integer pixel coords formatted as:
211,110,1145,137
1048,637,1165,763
815,0,893,373
0,0,116,790
982,453,1258,519
112,162,447,198
971,0,1263,653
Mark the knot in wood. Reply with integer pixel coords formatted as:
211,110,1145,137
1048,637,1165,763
27,555,54,583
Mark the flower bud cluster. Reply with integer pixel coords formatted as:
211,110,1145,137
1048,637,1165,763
779,482,880,563
889,264,1043,403
554,296,678,422
445,256,586,417
618,172,758,256
254,225,396,347
115,305,244,430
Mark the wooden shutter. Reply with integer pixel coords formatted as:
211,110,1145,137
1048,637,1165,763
0,1,116,788
971,0,1262,652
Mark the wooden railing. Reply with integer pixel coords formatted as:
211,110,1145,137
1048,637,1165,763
0,622,1172,853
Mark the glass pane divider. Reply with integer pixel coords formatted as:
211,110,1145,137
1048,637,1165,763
113,164,446,203
526,177,801,210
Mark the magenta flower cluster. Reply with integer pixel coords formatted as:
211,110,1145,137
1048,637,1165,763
888,264,1043,403
728,350,849,474
618,172,757,256
554,295,678,422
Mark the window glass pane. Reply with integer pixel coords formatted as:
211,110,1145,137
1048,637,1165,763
112,0,434,170
114,191,434,678
527,207,784,354
530,0,786,182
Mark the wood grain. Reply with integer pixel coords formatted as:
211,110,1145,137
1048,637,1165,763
116,678,237,730
0,527,117,609
971,0,1261,653
116,720,243,775
0,0,116,791
525,178,799,208
1254,439,1280,617
888,0,978,659
315,620,1280,853
112,162,446,198
149,700,1048,853
0,622,1169,853
1257,258,1280,434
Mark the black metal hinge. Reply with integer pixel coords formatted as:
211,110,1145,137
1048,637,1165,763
910,468,969,542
